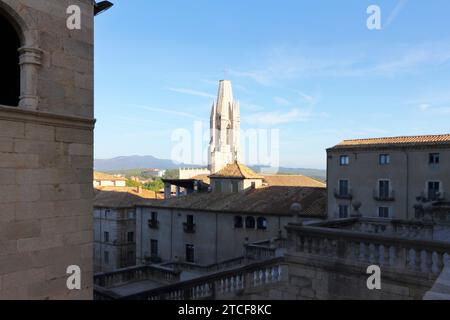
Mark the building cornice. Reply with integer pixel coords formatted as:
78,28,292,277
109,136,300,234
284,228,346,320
0,105,95,130
327,144,450,153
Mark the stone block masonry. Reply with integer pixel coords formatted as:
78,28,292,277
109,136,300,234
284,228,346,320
0,0,95,300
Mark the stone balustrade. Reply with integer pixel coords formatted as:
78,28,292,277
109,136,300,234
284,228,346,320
161,256,247,273
94,265,180,289
116,258,285,300
245,238,288,260
287,224,450,276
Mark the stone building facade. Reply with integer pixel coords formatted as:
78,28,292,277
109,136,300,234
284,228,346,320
0,0,95,299
327,134,450,221
136,174,327,266
94,187,161,273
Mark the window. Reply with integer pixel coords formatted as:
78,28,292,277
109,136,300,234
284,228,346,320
245,216,256,229
127,232,134,243
104,231,109,242
234,216,243,228
127,251,134,264
104,251,109,264
184,215,195,233
428,181,441,201
339,180,349,196
151,211,158,221
186,244,194,263
0,13,20,106
378,207,390,218
338,205,349,218
150,239,158,257
231,180,239,193
105,209,110,217
379,180,390,199
340,155,349,166
127,211,135,219
379,154,390,165
251,182,256,189
215,180,222,192
429,153,440,165
257,217,268,230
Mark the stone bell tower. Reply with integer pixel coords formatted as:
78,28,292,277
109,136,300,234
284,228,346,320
209,80,242,173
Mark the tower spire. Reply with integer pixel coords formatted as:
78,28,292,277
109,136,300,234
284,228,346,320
209,80,242,173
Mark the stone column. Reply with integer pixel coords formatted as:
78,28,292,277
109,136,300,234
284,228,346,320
164,183,171,199
18,47,43,110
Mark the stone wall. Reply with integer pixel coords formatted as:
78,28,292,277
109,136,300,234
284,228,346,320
0,0,94,299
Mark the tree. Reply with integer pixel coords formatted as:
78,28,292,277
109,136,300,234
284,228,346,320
144,178,164,192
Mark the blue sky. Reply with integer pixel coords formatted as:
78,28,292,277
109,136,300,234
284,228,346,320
94,0,450,169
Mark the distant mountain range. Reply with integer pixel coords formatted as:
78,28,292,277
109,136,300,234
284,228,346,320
94,155,326,180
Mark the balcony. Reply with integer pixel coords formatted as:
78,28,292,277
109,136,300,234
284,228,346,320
416,191,445,203
183,223,196,233
333,188,353,200
148,219,159,229
373,189,395,201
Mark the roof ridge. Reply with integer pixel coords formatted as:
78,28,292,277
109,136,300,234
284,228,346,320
342,133,450,142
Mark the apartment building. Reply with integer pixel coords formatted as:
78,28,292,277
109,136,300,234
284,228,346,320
136,162,327,266
327,134,450,221
94,187,161,272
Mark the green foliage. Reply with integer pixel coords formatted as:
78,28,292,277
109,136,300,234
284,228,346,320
126,179,142,187
144,178,165,192
163,169,179,179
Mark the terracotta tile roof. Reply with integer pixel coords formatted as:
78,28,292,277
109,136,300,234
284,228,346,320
94,187,162,208
191,174,211,185
263,175,326,188
331,134,450,149
209,162,264,179
94,171,126,181
138,186,326,217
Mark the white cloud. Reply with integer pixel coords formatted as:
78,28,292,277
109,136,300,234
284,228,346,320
245,109,311,126
227,42,450,84
168,87,215,99
273,96,292,106
130,104,206,120
384,0,409,29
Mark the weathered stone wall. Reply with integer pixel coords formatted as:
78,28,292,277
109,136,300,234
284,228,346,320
0,0,94,299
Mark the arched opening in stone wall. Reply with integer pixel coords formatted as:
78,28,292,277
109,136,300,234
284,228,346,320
0,11,21,107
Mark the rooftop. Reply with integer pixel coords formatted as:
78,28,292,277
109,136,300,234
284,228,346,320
139,185,326,217
94,171,126,181
330,133,450,150
94,187,162,208
263,174,325,188
209,162,264,179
